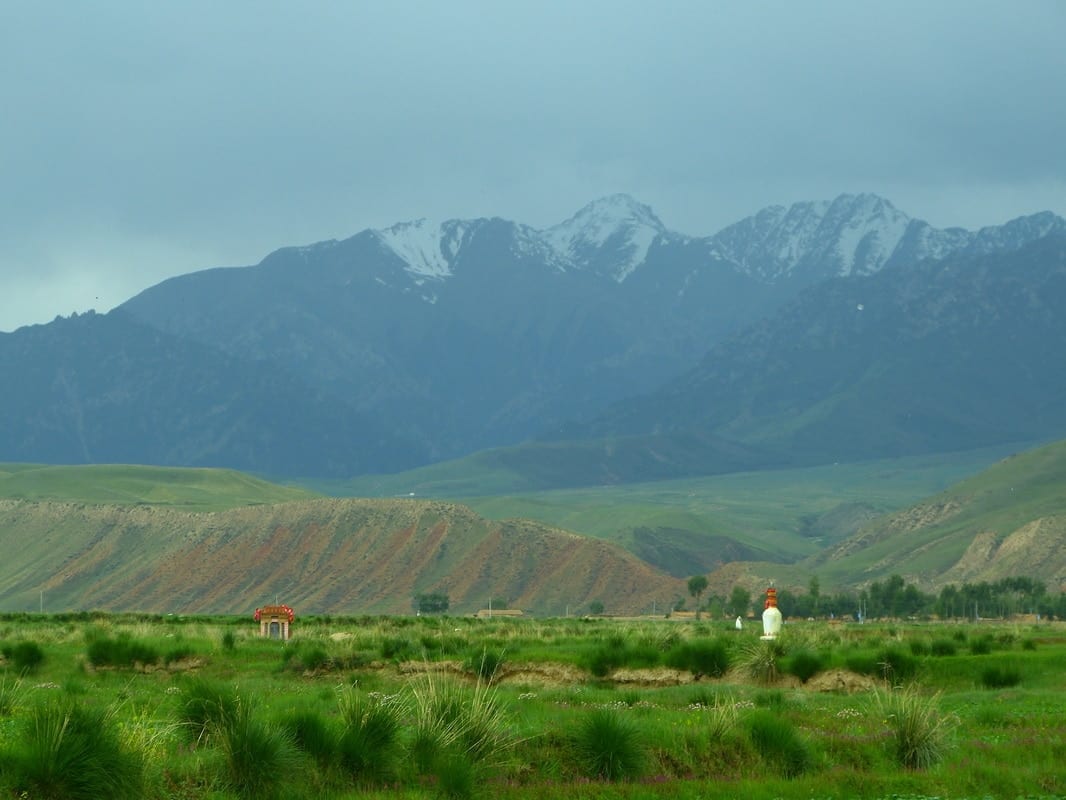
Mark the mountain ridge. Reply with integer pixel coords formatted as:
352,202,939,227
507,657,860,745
1,193,1062,479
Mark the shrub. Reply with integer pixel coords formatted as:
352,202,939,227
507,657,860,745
571,708,646,781
221,630,237,651
747,710,811,778
6,699,144,799
980,663,1022,689
969,636,993,655
785,649,823,683
874,687,956,770
1021,638,1037,651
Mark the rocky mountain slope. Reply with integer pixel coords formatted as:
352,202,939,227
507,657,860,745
0,497,681,615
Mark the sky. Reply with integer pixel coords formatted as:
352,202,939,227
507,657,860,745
2,1,1064,332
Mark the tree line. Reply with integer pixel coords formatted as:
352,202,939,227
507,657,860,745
686,574,1066,621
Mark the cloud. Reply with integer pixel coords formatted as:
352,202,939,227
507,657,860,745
1,1,1064,331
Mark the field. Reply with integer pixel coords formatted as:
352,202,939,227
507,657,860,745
0,612,1062,799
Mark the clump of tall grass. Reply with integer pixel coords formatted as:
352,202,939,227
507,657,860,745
464,647,506,683
336,686,405,784
930,638,957,656
2,640,45,673
874,686,956,770
969,635,994,655
980,662,1023,689
665,638,731,678
737,638,785,684
216,699,299,799
0,675,24,716
174,678,239,743
279,709,339,768
876,646,919,684
571,707,646,781
784,648,824,683
585,635,661,678
746,709,811,778
5,699,145,799
694,693,739,742
86,634,160,668
408,671,513,773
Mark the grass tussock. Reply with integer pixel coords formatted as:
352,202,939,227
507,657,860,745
737,637,786,684
216,699,299,799
6,699,144,800
746,709,812,778
571,707,646,781
336,686,405,784
874,686,956,770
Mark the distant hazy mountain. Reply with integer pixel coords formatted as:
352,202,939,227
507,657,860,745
1,194,1062,478
576,232,1066,469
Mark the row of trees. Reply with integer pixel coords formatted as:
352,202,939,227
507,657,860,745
684,574,1066,621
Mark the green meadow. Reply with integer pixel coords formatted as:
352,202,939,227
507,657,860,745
0,463,318,511
0,612,1061,799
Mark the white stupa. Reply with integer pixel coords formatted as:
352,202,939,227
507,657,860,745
761,583,782,640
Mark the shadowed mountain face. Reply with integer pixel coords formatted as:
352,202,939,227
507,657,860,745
583,234,1066,464
1,194,1062,480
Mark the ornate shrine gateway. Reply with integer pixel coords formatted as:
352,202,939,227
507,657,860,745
254,604,295,640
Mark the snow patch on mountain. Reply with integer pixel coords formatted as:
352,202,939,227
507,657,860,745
830,195,910,275
374,219,452,279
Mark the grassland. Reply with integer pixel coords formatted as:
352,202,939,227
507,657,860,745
0,612,1061,799
335,444,1024,572
0,463,318,510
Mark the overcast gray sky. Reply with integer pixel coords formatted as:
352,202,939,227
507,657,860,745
2,1,1064,332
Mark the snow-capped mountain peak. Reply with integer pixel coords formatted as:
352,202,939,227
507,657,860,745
711,192,914,282
544,193,668,281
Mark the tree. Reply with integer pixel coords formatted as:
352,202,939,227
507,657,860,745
729,585,751,618
687,575,709,620
414,593,450,614
808,575,821,617
588,600,605,615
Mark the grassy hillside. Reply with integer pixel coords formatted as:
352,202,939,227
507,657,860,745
802,440,1066,590
0,463,318,510
0,497,681,616
336,445,1018,576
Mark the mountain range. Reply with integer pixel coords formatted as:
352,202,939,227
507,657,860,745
1,193,1064,481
